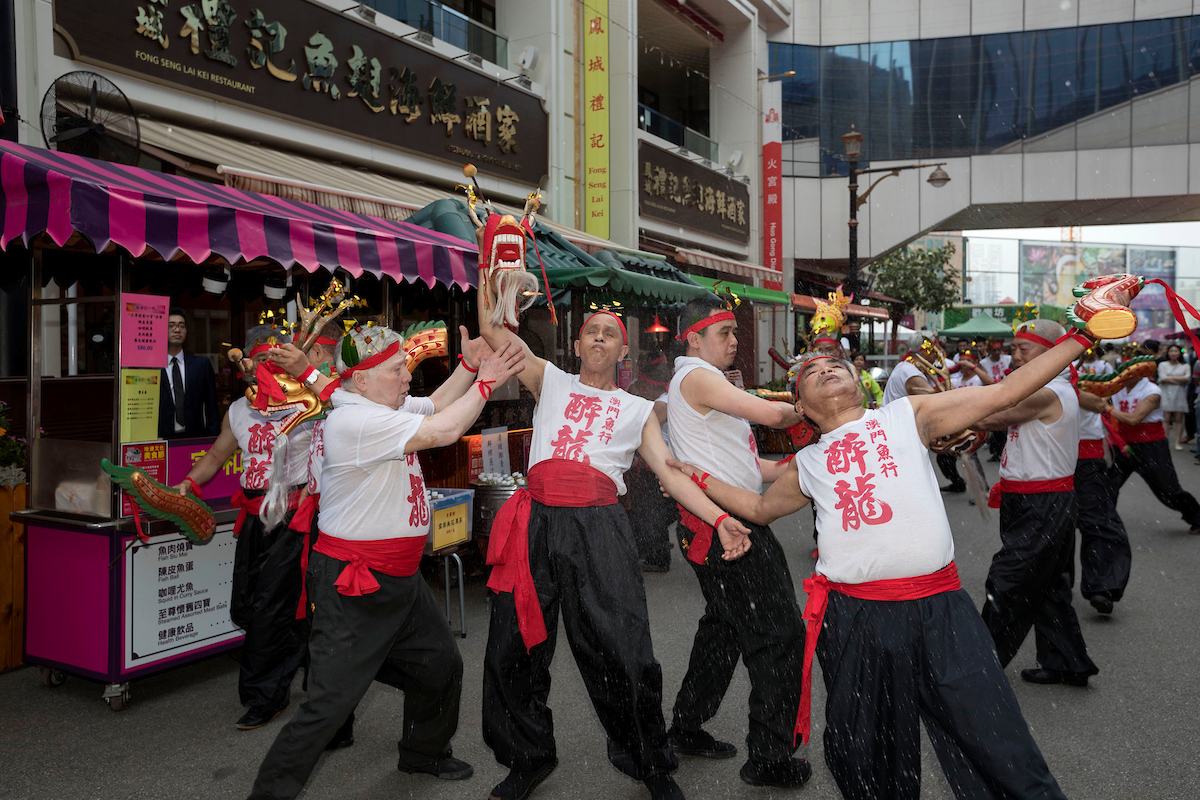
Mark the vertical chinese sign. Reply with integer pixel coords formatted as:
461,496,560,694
761,81,783,292
584,1,610,238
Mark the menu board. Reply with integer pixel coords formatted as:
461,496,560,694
119,368,162,442
119,293,170,369
123,525,242,669
119,441,167,517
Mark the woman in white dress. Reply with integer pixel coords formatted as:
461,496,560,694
1157,344,1191,449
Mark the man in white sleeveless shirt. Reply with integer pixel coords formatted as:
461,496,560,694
667,297,812,790
477,292,750,800
177,325,313,731
247,325,525,800
973,319,1097,687
665,320,1119,797
1074,384,1131,616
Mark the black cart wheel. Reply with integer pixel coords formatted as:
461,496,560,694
106,690,129,712
39,667,66,688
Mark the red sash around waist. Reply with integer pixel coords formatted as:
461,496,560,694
986,476,1074,509
796,562,961,746
1119,422,1167,444
313,532,426,595
230,487,301,536
289,492,320,533
677,506,717,565
1078,439,1105,460
486,459,619,651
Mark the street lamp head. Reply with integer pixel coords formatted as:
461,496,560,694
841,125,863,158
927,166,951,188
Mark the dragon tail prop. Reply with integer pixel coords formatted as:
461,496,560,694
101,459,218,545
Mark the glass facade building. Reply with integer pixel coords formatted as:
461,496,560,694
770,15,1198,176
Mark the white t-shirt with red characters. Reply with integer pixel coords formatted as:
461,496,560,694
999,377,1079,482
795,398,954,584
228,398,310,491
668,356,763,494
528,363,653,495
979,355,1012,383
1112,378,1164,425
305,395,435,496
316,389,435,542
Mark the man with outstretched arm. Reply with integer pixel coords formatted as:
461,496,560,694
667,298,812,790
664,318,1119,798
972,318,1098,688
476,292,751,800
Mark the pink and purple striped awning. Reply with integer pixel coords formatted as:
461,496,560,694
0,140,476,290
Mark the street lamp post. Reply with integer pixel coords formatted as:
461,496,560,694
841,126,951,300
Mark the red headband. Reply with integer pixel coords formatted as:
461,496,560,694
579,311,627,344
1015,330,1054,348
315,336,339,346
247,343,273,358
340,340,402,381
812,337,840,347
794,354,840,392
677,310,736,342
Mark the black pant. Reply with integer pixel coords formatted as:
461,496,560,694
819,590,1067,800
937,453,965,490
982,492,1097,676
988,430,1006,459
482,502,676,779
625,457,679,569
230,499,307,710
1076,457,1131,601
1110,438,1200,530
249,551,464,800
673,518,805,764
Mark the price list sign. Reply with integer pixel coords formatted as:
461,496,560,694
119,293,169,369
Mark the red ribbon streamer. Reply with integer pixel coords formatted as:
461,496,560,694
1146,279,1200,356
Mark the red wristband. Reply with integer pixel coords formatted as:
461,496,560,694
1057,329,1096,347
714,513,730,529
690,472,709,490
477,379,495,400
184,476,202,499
299,366,317,383
458,354,479,373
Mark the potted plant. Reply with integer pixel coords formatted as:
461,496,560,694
0,399,28,672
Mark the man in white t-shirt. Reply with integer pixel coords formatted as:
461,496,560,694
978,340,1013,461
667,298,811,791
1074,386,1130,617
665,321,1112,798
246,326,525,800
1109,376,1200,534
177,325,313,731
973,319,1097,688
476,291,749,800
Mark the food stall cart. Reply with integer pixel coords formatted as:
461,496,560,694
0,140,476,709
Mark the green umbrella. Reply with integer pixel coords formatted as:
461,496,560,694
940,314,1015,338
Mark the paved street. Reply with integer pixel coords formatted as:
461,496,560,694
2,451,1199,800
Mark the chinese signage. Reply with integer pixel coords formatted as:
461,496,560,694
56,0,549,182
119,292,169,368
123,525,243,669
761,81,783,291
167,439,242,500
120,440,167,517
638,142,750,245
481,426,511,475
119,368,162,443
429,494,470,552
583,0,610,238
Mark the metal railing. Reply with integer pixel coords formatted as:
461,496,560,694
365,1,508,66
637,104,719,163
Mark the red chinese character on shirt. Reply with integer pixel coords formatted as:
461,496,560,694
876,444,891,460
749,432,759,455
833,474,894,531
880,462,898,478
825,432,867,475
565,394,604,429
865,419,881,430
870,429,887,443
407,474,430,527
551,425,592,464
243,457,269,489
247,423,276,456
1118,400,1131,412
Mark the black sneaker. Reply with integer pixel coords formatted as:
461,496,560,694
644,773,686,800
396,752,473,780
235,698,288,731
324,712,355,750
940,484,966,493
667,726,737,759
1089,595,1114,615
739,757,812,788
489,759,558,800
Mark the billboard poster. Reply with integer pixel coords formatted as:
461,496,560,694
1126,248,1178,340
1019,243,1127,308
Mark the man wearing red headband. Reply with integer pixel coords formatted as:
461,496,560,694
972,318,1098,687
247,326,525,800
666,324,1108,799
476,297,751,800
667,298,811,790
978,340,1013,461
176,325,315,731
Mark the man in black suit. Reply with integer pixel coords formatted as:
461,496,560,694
158,307,219,439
